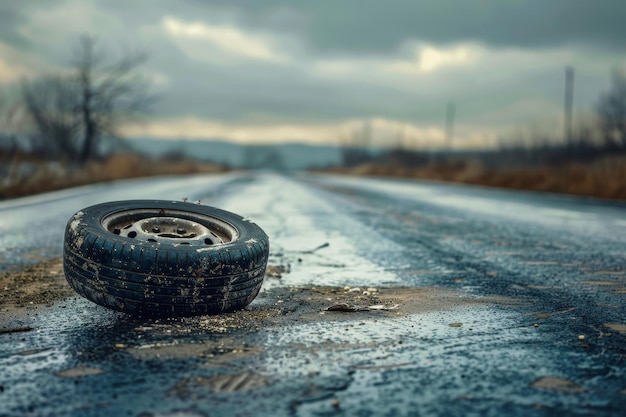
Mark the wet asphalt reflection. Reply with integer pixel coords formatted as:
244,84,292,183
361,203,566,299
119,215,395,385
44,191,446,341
1,172,626,417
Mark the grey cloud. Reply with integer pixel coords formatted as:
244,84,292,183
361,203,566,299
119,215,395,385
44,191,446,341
0,0,622,143
0,3,32,48
141,33,450,124
13,1,626,63
184,0,626,53
149,51,416,123
307,0,626,53
7,1,626,55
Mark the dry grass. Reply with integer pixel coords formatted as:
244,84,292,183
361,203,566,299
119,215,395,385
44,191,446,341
327,156,626,201
0,153,229,199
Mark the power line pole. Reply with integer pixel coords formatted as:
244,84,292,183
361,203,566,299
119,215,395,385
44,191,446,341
445,102,455,149
564,66,574,143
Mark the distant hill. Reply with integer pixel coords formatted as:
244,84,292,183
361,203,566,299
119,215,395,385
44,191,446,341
128,138,342,170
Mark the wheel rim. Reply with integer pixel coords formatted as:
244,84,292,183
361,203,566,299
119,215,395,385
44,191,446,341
102,209,238,247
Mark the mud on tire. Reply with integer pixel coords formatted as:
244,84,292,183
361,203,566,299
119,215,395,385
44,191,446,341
63,200,269,317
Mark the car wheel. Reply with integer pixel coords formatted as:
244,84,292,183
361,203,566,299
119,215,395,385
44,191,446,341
63,200,269,317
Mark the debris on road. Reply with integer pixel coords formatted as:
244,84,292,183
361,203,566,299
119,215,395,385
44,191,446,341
298,242,330,254
18,348,50,356
605,323,626,335
530,376,585,394
327,303,356,312
0,326,34,334
326,303,400,312
169,372,270,397
127,339,263,361
265,264,290,279
55,366,105,378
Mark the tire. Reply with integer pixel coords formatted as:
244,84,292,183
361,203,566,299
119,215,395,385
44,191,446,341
63,200,269,317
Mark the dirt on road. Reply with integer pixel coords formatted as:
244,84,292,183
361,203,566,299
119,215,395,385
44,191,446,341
0,258,72,312
0,259,516,339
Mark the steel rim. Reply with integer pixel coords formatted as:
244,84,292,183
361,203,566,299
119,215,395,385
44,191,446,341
102,209,238,247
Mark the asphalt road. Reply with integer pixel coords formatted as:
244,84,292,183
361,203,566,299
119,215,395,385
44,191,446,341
1,172,625,417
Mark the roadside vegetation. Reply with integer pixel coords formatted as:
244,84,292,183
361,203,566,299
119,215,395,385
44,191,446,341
327,70,626,200
0,35,226,200
0,152,227,199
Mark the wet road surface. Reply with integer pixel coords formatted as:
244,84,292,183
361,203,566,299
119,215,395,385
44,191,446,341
1,172,626,417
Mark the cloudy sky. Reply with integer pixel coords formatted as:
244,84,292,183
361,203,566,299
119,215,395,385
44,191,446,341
1,0,625,148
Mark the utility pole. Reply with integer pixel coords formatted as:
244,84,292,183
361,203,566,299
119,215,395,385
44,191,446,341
564,66,574,143
445,102,455,149
362,119,372,150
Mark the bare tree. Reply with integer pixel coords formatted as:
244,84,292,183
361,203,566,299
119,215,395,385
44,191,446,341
21,35,152,163
73,35,151,162
597,69,626,149
1,89,30,156
22,75,82,158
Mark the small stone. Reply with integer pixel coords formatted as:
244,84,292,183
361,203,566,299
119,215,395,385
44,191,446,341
331,399,340,409
367,287,378,293
534,323,539,328
578,335,585,341
115,343,127,349
348,287,361,293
